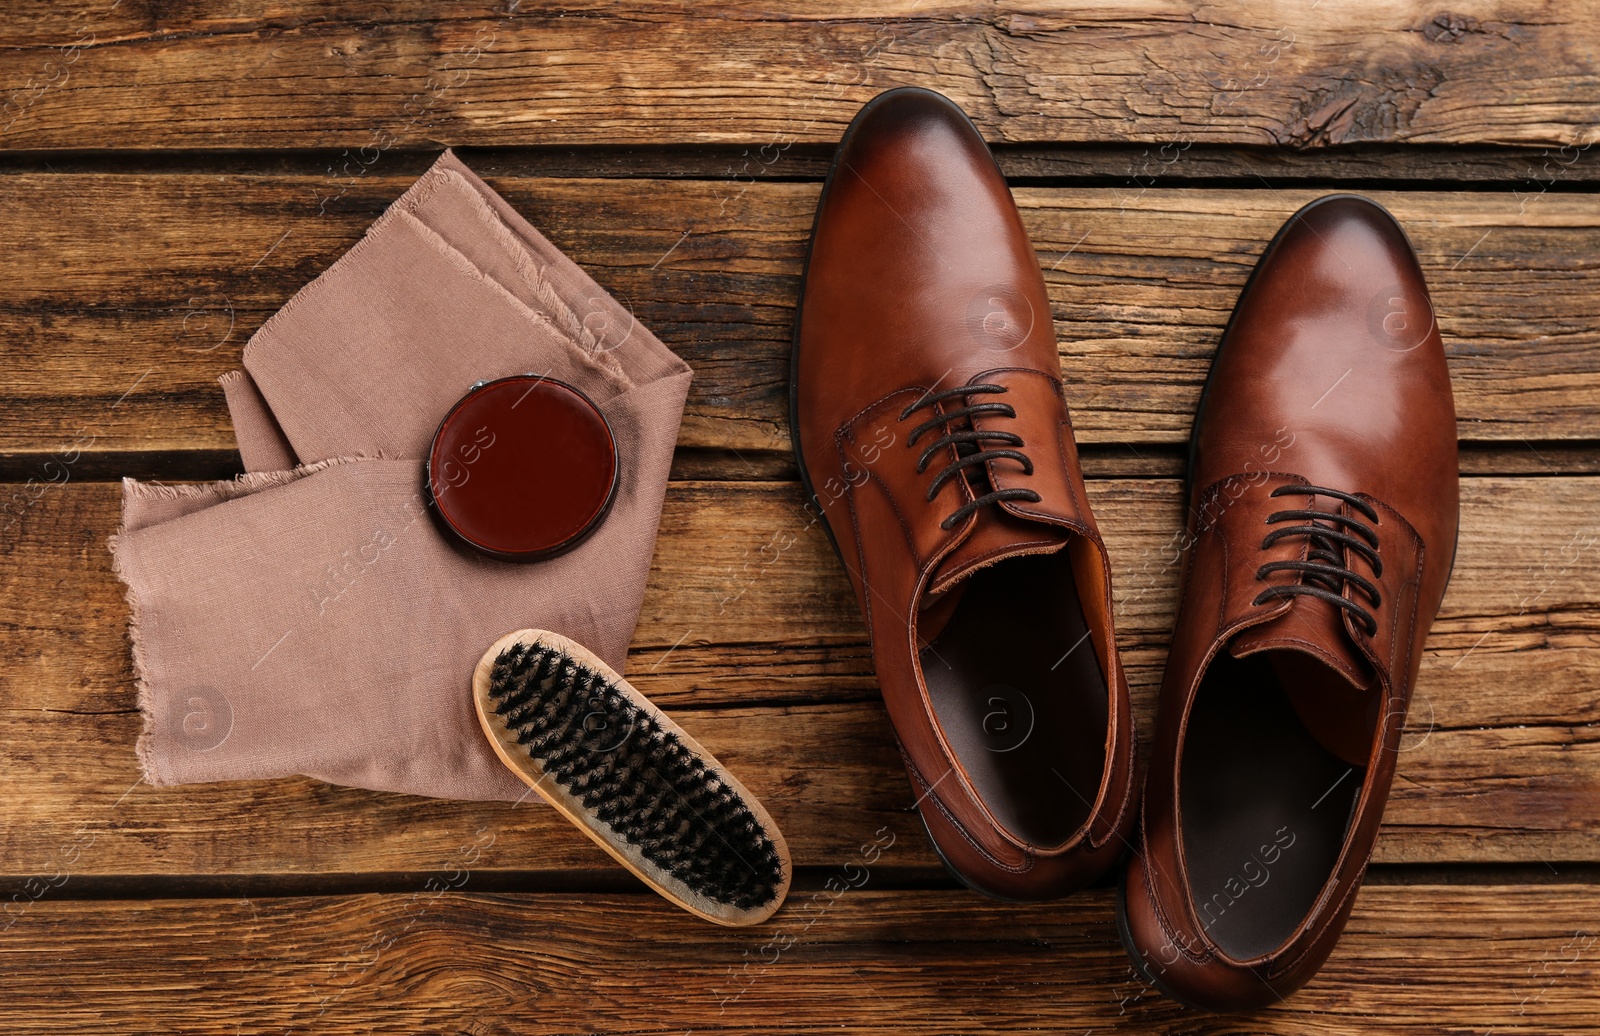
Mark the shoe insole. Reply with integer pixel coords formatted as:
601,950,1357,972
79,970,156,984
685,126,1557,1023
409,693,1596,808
1179,651,1362,961
920,548,1109,847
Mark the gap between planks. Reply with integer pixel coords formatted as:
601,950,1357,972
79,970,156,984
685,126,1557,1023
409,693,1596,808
2,442,1597,484
4,861,1600,905
2,143,1599,189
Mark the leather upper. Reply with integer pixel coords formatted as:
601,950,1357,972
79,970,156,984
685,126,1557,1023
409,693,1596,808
793,88,1136,899
1122,195,1459,1008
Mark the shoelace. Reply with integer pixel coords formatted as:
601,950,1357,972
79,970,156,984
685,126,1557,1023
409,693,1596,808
1253,484,1383,635
900,384,1041,531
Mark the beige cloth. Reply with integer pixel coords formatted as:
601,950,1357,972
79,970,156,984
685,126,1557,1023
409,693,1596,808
110,151,692,801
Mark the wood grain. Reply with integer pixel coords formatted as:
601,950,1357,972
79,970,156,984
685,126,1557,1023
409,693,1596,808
2,887,1596,1034
1,4,1594,1030
1,2,1596,151
2,475,1594,877
0,175,1594,461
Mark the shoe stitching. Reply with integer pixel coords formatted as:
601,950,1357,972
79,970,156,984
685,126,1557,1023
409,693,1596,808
906,755,1032,876
1092,662,1138,851
1358,494,1426,683
842,481,876,649
968,368,1096,534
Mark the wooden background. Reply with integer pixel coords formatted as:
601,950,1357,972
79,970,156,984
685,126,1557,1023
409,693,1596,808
2,2,1598,1032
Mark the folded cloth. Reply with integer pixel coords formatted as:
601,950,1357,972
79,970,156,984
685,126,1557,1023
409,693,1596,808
110,151,692,801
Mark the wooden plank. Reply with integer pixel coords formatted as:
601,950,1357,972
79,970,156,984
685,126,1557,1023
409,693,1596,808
1,475,1595,875
0,175,1595,458
1,2,1596,151
1,886,1597,1033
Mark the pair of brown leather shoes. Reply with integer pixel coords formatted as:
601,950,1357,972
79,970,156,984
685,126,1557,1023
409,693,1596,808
791,88,1458,1009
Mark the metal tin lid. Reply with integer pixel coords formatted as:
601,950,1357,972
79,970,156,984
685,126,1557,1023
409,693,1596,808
426,375,619,561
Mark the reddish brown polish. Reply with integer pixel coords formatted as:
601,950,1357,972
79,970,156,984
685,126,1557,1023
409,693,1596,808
428,374,618,561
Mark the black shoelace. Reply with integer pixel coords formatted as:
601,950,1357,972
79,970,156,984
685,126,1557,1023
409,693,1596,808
900,384,1041,531
1253,484,1383,636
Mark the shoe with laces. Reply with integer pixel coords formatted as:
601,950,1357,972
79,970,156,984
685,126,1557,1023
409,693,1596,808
790,87,1136,899
1118,194,1460,1008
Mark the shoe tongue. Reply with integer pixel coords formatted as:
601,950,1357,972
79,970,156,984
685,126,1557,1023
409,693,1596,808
927,504,1069,598
1228,595,1375,691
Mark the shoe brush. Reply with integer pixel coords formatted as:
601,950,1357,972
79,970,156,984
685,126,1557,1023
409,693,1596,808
473,629,791,925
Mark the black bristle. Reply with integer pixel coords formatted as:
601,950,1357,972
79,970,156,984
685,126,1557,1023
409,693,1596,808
489,642,782,911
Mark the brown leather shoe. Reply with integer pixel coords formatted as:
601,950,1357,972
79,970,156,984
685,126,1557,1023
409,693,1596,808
1118,195,1459,1008
790,87,1136,900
